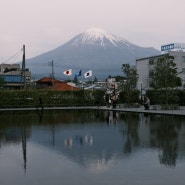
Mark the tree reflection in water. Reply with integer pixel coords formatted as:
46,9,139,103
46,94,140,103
119,112,185,167
0,110,185,170
149,115,182,167
119,113,140,154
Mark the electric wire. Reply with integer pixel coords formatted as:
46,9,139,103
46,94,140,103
3,49,22,64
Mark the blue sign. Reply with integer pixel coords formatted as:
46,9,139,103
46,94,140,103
161,44,174,51
161,43,185,51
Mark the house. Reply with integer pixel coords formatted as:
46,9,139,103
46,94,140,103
36,77,79,91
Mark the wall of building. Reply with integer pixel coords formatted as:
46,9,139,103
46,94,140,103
0,64,20,74
0,63,31,89
136,51,185,91
136,58,150,92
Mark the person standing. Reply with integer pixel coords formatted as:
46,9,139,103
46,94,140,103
112,94,117,108
144,96,150,110
105,93,111,108
37,95,44,111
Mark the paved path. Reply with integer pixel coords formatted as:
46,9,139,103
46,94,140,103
112,106,185,116
0,106,185,116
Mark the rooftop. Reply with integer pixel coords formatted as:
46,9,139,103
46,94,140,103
36,77,79,91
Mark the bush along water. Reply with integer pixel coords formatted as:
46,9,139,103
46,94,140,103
0,89,106,108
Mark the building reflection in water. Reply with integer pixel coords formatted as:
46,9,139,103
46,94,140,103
0,121,31,172
0,110,185,172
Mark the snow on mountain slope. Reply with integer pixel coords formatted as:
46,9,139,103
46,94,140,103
71,27,132,47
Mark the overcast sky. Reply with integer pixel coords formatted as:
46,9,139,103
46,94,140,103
0,0,185,63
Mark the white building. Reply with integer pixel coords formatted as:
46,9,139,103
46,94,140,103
0,63,31,89
136,51,185,91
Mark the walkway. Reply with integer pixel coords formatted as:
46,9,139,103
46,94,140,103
0,106,185,116
112,106,185,116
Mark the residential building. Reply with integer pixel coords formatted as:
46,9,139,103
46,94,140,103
0,63,31,89
136,51,185,92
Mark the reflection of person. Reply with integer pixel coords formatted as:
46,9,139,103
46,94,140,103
113,111,117,124
106,111,111,125
144,96,150,110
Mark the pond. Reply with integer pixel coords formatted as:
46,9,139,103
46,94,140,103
0,109,185,185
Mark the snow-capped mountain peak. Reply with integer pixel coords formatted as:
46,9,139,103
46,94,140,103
71,27,132,47
83,27,113,42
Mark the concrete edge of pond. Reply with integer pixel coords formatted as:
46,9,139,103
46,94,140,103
0,106,185,116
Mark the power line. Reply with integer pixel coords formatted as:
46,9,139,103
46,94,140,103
3,49,22,64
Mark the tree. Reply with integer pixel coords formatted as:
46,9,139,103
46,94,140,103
122,64,138,90
93,76,98,83
0,76,6,89
73,76,78,84
121,64,139,105
149,55,181,104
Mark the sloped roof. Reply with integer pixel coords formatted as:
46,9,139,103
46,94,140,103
37,77,60,83
36,77,79,91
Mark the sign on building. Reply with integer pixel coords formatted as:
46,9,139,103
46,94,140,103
161,43,185,52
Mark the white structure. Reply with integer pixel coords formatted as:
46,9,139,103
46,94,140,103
136,51,185,91
161,43,185,53
0,63,31,89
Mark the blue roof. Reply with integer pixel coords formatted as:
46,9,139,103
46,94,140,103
1,75,24,83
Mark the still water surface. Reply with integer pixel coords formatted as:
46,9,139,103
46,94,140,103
0,109,185,185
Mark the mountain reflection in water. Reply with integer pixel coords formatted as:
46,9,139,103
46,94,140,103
0,109,185,185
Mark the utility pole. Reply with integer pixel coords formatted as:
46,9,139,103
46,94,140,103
49,60,54,86
21,45,26,89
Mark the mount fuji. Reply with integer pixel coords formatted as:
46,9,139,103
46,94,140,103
26,28,160,79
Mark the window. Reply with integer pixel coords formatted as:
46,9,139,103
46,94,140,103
149,59,154,65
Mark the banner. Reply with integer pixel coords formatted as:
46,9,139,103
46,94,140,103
75,70,82,77
84,70,92,78
63,69,72,76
